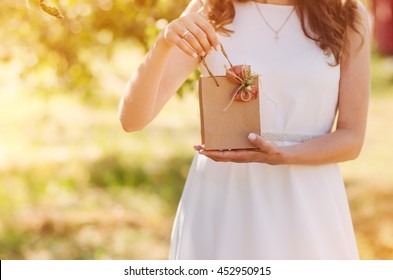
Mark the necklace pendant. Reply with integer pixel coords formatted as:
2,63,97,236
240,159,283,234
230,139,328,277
255,3,295,45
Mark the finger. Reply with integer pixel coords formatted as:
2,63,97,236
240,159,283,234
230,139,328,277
186,25,212,54
175,36,200,58
193,13,220,51
248,133,266,151
200,149,256,163
199,150,230,162
248,133,274,152
164,19,201,57
164,27,199,58
193,144,204,151
170,13,219,56
179,25,207,56
190,14,220,52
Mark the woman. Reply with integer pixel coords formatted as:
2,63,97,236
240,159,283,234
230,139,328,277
119,0,370,259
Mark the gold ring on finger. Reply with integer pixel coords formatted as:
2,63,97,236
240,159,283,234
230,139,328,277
181,30,191,39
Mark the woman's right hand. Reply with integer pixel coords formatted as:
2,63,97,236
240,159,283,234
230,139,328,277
163,9,221,59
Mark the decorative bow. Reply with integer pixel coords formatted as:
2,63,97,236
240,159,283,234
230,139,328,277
224,64,259,110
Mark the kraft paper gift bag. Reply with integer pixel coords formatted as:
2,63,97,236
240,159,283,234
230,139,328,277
198,46,261,151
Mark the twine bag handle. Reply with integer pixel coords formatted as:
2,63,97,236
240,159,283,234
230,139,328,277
199,44,233,87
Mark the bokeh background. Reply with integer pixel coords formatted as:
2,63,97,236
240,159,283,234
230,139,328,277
0,0,392,259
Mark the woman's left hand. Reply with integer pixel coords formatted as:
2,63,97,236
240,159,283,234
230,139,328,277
194,133,287,165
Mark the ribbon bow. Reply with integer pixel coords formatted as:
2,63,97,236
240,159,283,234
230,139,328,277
200,45,259,111
223,64,259,111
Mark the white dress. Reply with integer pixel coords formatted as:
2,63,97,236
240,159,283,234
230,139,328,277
169,2,359,259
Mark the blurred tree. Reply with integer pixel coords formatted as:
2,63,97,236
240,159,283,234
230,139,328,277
2,0,191,101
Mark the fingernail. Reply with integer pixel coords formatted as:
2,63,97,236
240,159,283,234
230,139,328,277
248,133,257,141
192,53,198,58
201,51,206,57
215,44,220,51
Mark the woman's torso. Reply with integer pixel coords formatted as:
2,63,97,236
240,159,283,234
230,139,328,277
202,1,341,137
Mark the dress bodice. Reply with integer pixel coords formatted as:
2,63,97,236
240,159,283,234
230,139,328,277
202,2,340,135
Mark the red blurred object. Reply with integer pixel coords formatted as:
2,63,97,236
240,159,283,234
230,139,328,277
372,0,393,55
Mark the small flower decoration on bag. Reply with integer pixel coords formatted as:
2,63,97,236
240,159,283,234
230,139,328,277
224,64,259,110
200,45,259,111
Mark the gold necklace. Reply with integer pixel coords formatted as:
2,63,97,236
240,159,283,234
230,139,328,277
254,1,295,43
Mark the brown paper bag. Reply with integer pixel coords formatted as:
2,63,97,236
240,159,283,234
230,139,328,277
198,47,261,151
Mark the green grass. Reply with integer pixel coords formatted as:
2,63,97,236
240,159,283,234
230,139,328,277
0,51,392,259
